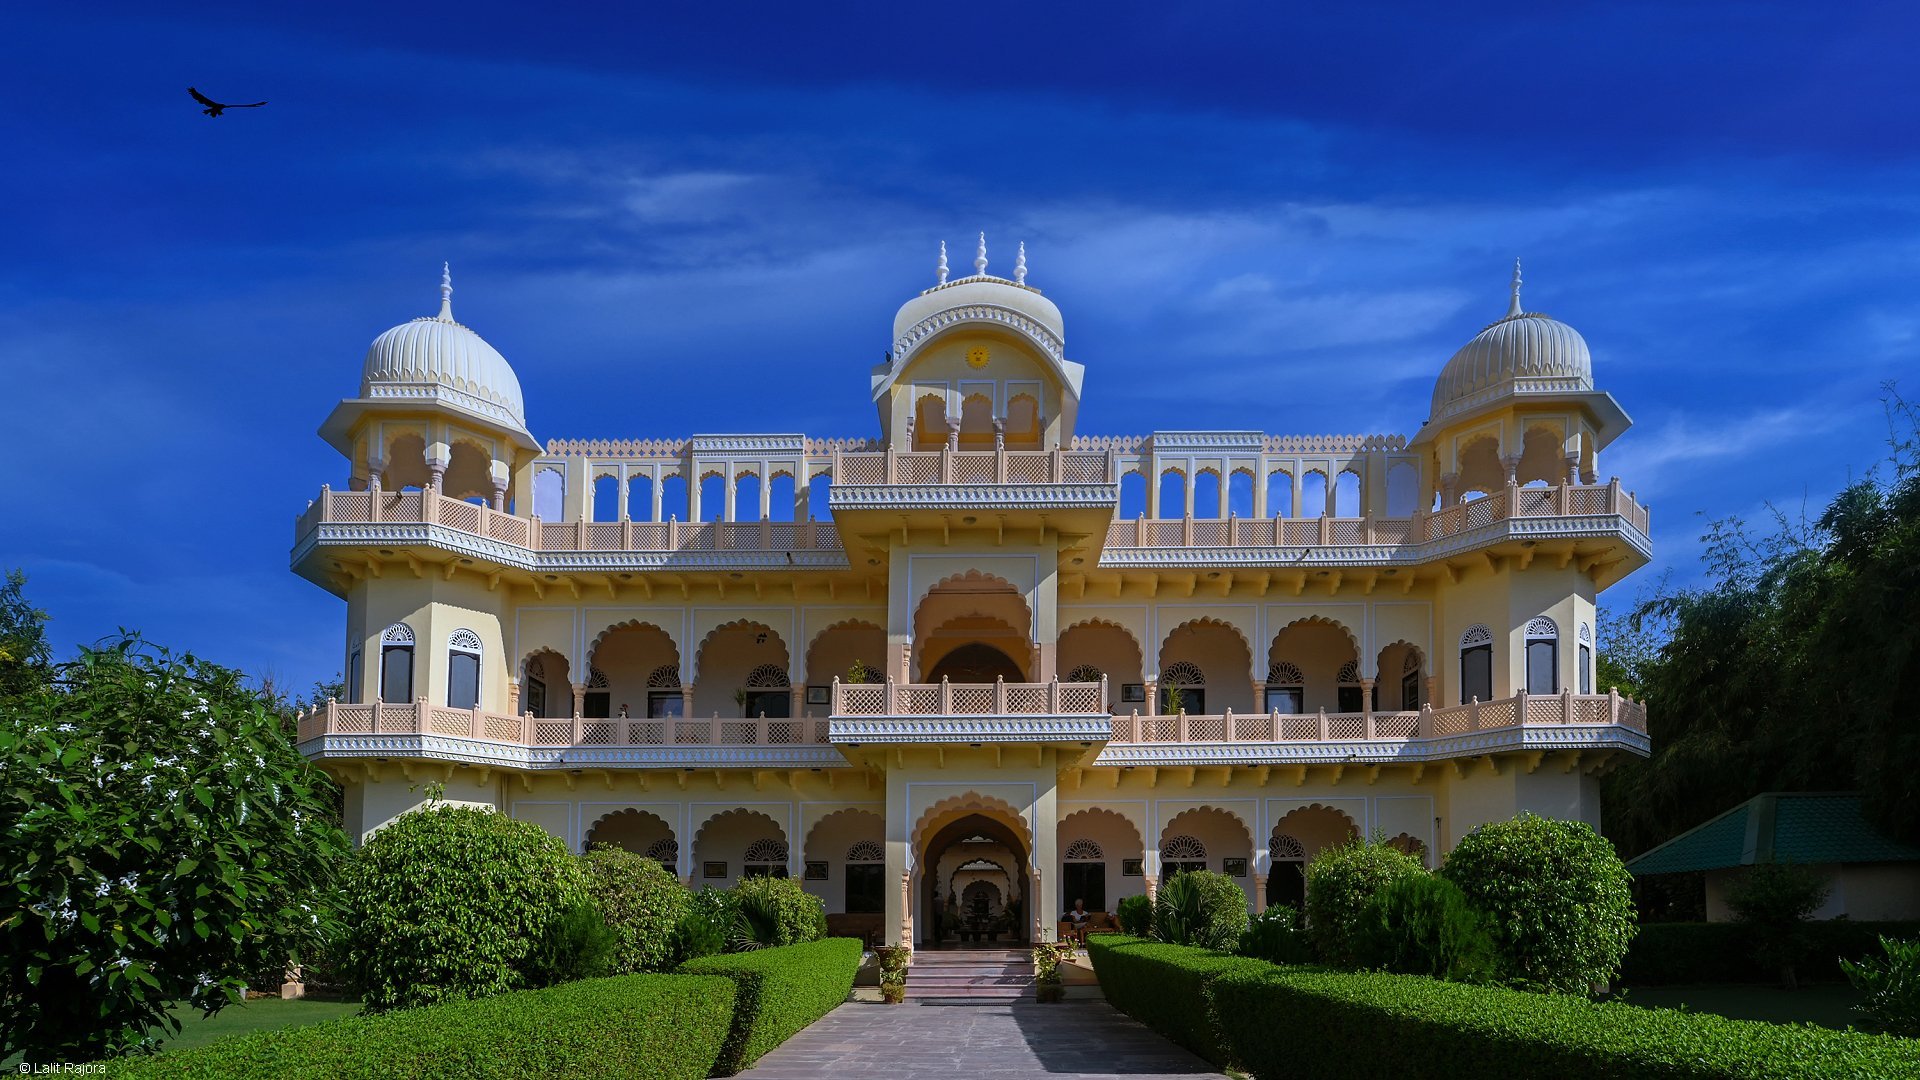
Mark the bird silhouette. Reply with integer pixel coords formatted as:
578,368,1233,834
188,87,267,117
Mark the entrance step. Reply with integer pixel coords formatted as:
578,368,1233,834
905,949,1033,1000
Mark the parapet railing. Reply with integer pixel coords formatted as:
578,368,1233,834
295,488,844,553
829,677,1109,717
296,700,831,747
1104,689,1647,744
831,448,1113,486
1102,481,1649,549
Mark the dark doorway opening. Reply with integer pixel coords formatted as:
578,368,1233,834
925,643,1025,684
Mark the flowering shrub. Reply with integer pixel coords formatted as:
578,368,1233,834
0,636,349,1062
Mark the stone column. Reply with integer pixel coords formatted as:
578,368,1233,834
900,871,913,947
490,479,507,513
1253,873,1268,914
1501,454,1521,486
1144,875,1159,902
680,683,695,720
571,683,586,718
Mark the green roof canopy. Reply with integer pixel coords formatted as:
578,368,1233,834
1625,792,1920,876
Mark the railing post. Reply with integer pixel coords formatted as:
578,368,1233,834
830,676,842,716
1363,512,1374,544
573,713,584,745
1100,674,1110,716
371,698,383,733
1418,703,1433,739
994,675,1006,714
940,676,952,714
1319,516,1331,545
1316,707,1328,740
886,677,897,714
1183,514,1194,546
1563,687,1575,724
1178,709,1189,742
522,711,533,744
622,518,632,549
471,704,482,739
370,488,382,523
1469,696,1481,730
1127,710,1140,742
941,444,954,483
1515,690,1528,728
709,713,722,743
1136,515,1148,546
1362,678,1376,738
885,446,898,484
424,489,439,524
757,714,768,744
668,516,679,549
1051,447,1063,482
1049,679,1060,713
1607,476,1623,513
1559,482,1573,515
1609,686,1621,724
760,518,771,549
1224,707,1235,741
577,518,588,549
996,443,1008,483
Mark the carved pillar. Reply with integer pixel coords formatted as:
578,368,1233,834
367,458,385,493
1580,467,1597,486
491,479,507,513
900,871,913,947
507,679,520,715
1438,471,1457,505
1500,454,1521,486
1565,455,1581,486
993,419,1005,450
681,683,695,720
1253,873,1268,915
1252,681,1266,712
1144,678,1159,716
1144,874,1159,902
427,460,447,495
789,685,805,719
1361,677,1376,718
571,683,586,718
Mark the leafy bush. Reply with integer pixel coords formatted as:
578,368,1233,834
1620,920,1920,985
673,887,737,963
100,973,738,1079
1,635,350,1062
680,937,863,1075
1725,862,1832,987
875,945,911,1004
1841,934,1920,1036
580,845,689,974
1236,906,1313,965
342,804,589,1011
1152,870,1250,950
1209,961,1920,1080
1084,935,1272,1066
1116,893,1153,936
1350,873,1499,983
728,875,828,951
1303,837,1426,967
1441,813,1635,992
523,901,617,987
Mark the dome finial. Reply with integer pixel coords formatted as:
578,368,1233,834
1507,258,1523,318
974,232,988,277
937,241,949,286
438,262,454,320
1014,241,1027,285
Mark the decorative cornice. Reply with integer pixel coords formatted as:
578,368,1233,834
828,483,1118,511
1096,513,1652,570
1092,723,1649,766
891,303,1064,364
689,434,809,455
830,716,1116,744
1146,431,1265,452
294,522,852,573
299,733,851,769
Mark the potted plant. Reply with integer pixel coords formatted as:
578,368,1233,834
1034,943,1067,1003
733,688,751,717
875,945,911,1004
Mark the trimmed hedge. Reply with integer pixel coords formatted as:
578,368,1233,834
679,936,862,1075
1084,935,1273,1065
1623,921,1920,986
100,974,736,1079
1090,935,1920,1079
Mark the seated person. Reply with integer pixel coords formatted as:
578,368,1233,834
1061,898,1093,943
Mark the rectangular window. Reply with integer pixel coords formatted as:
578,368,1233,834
446,651,480,710
744,690,790,718
1337,685,1364,713
380,646,413,704
1062,862,1106,912
525,678,547,718
1401,670,1421,710
648,691,684,718
1526,641,1558,694
1579,645,1593,694
1267,686,1303,714
584,692,610,719
1163,687,1204,714
845,864,885,914
1460,645,1493,704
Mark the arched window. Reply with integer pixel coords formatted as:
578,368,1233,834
699,473,725,522
660,473,688,522
524,655,548,718
769,473,795,523
1384,462,1417,517
1193,469,1223,520
1301,470,1328,519
1578,622,1594,694
743,838,789,879
1064,837,1106,910
1159,469,1187,518
1160,834,1207,876
1160,661,1205,715
347,648,363,704
1065,664,1104,683
1266,661,1304,715
379,623,415,703
446,628,482,710
1401,650,1424,711
1334,470,1361,516
742,663,791,718
643,837,678,871
1268,833,1307,910
1267,470,1293,517
1119,470,1147,519
584,666,610,719
808,472,833,522
627,473,653,521
646,664,683,719
1459,624,1493,704
592,474,619,522
1064,839,1104,860
1228,469,1255,518
1335,659,1363,713
1525,617,1559,694
845,839,884,914
734,472,762,522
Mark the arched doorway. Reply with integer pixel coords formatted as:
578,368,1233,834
925,643,1024,684
920,812,1031,948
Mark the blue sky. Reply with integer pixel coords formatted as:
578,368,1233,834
4,2,1917,692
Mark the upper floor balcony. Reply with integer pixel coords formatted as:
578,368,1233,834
830,448,1114,486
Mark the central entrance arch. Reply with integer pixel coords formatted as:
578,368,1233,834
925,643,1024,684
920,811,1031,948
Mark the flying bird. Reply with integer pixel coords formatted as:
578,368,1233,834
188,87,267,117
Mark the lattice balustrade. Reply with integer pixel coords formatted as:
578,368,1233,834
1515,487,1557,515
1008,454,1050,482
538,523,574,549
838,454,887,484
534,721,572,745
1059,683,1103,713
768,721,800,744
1189,715,1226,741
385,492,423,520
1571,486,1609,514
1284,520,1320,544
628,720,664,744
1575,698,1611,724
1619,699,1647,731
1479,699,1518,727
440,501,481,532
1192,521,1228,546
1146,716,1179,742
955,455,995,483
1425,506,1463,540
1235,713,1274,741
1281,714,1319,740
1062,454,1107,482
1376,713,1419,738
580,721,615,745
1332,519,1363,543
1107,521,1135,546
678,524,716,550
1008,685,1048,712
1150,521,1184,546
1238,520,1277,545
817,527,844,549
484,714,521,741
586,523,624,549
1429,705,1470,736
900,456,941,483
900,686,940,714
953,685,994,713
1372,519,1411,544
428,708,470,735
488,514,530,545
721,721,758,744
334,705,374,733
1526,697,1566,724
1328,714,1366,739
841,685,886,714
330,492,373,522
675,723,711,744
767,524,799,548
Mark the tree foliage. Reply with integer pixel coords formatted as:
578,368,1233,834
0,632,350,1063
581,845,689,974
1303,837,1426,968
1603,388,1920,853
0,569,51,700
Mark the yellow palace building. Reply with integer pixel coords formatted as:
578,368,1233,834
293,241,1651,946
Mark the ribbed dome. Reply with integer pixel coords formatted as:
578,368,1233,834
360,267,527,429
1430,267,1593,422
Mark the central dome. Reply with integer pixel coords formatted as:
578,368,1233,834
1430,265,1592,422
889,236,1065,364
361,267,527,430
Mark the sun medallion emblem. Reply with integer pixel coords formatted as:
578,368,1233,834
966,345,990,369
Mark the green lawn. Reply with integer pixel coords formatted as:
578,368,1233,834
1619,983,1870,1031
154,997,363,1052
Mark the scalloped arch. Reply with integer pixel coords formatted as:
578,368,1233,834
805,618,886,659
1159,805,1255,852
1058,806,1145,855
1375,639,1428,679
1058,617,1145,673
803,807,884,856
584,806,674,842
911,792,1032,862
586,619,682,669
1271,802,1360,843
1159,616,1254,674
694,619,791,682
692,806,788,847
1267,614,1361,660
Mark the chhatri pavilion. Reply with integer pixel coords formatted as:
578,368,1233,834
293,239,1651,945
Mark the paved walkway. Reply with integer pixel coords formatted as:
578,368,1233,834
744,999,1228,1079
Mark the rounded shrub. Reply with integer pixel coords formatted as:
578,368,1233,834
1351,872,1499,983
1152,870,1250,950
581,845,690,974
343,804,589,1011
524,900,617,987
1440,812,1635,993
1304,838,1426,968
1237,906,1313,965
1116,894,1153,936
729,875,828,950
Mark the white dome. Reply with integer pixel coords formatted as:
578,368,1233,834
1430,268,1593,422
890,237,1065,363
360,269,527,430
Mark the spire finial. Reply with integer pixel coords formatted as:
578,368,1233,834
438,262,454,320
974,232,988,277
937,241,949,286
1507,258,1523,318
1014,241,1027,285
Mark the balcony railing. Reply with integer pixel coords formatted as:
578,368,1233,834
830,677,1109,717
296,700,830,747
1103,481,1649,549
296,488,844,553
831,448,1113,486
1105,689,1646,744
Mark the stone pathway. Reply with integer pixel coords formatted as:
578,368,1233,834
744,999,1228,1079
